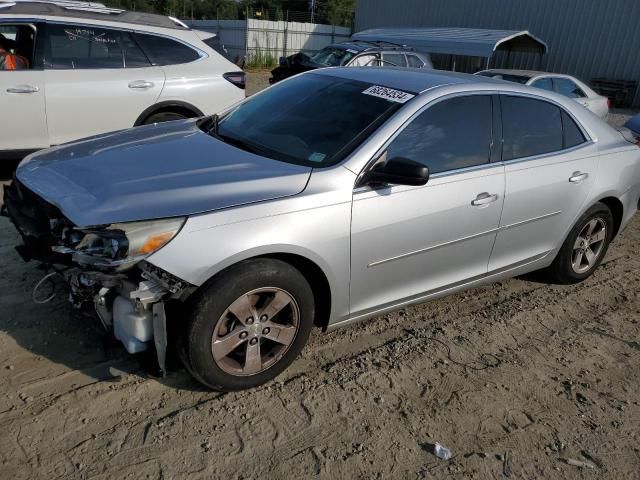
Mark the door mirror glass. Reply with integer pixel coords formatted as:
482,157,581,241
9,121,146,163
361,157,429,187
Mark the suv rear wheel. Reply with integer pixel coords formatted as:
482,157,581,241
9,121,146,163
143,111,189,124
183,259,315,391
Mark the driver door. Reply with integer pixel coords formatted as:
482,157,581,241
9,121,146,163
350,94,505,316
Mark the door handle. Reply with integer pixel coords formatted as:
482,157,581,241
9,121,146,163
128,80,154,89
471,192,499,207
6,85,39,94
569,171,589,183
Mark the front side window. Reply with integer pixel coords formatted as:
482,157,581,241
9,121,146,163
0,24,36,70
382,52,407,67
212,74,406,167
554,78,586,98
530,77,554,92
134,33,200,66
501,96,563,160
385,95,493,174
44,24,123,69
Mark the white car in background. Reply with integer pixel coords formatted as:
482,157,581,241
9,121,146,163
476,69,610,119
0,0,245,159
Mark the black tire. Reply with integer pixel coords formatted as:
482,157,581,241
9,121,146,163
184,258,315,391
547,202,614,284
142,111,188,124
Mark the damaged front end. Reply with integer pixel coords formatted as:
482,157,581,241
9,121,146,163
2,179,194,373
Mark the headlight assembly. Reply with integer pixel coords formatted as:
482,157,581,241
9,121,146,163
74,217,185,270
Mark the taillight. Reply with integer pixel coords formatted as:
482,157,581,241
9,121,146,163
223,72,246,90
607,98,612,109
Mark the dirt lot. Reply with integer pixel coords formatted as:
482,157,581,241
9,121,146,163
1,74,639,479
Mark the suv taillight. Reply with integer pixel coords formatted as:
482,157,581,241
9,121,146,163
223,72,246,90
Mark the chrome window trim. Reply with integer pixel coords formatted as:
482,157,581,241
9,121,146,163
500,140,597,167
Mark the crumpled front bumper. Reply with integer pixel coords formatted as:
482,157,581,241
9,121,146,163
2,179,194,373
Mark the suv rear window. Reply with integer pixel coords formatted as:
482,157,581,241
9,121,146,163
134,33,201,66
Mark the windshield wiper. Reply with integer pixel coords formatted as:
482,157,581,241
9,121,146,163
207,113,220,136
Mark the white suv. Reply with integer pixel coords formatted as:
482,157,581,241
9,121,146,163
0,0,246,159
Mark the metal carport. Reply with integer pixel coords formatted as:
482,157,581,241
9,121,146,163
351,27,548,70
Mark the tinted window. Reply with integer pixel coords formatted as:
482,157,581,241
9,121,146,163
407,54,425,68
45,24,123,69
386,95,492,174
477,72,530,84
383,53,407,67
554,78,586,98
215,74,404,167
134,33,200,66
501,96,563,160
562,111,586,148
121,32,150,68
530,77,554,91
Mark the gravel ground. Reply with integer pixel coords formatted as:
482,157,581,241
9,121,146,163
0,73,639,479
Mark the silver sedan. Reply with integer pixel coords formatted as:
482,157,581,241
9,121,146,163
5,67,640,391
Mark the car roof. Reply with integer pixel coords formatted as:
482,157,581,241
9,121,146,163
313,66,503,94
0,1,187,30
480,69,577,80
328,40,414,53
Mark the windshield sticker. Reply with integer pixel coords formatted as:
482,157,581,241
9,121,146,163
362,85,415,104
308,152,327,162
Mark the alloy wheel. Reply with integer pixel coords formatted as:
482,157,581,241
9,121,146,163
571,218,607,274
211,287,300,376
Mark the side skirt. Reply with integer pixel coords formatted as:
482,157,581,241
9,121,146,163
327,251,553,332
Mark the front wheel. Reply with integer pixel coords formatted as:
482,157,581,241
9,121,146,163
547,203,614,284
184,259,315,391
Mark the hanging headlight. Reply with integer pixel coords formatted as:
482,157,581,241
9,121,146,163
74,217,185,270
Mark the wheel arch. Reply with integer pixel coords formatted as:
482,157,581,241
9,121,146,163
597,196,624,238
191,251,334,331
134,101,205,126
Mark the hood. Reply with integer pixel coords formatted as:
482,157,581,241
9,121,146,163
16,120,312,227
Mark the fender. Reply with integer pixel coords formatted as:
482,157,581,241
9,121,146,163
134,101,205,126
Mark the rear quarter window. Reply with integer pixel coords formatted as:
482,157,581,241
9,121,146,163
134,33,201,66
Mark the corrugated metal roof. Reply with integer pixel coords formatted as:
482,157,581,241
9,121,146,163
351,27,547,58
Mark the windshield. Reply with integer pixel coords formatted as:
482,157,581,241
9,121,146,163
211,74,409,167
310,47,357,66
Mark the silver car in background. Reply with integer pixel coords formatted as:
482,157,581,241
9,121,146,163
4,68,640,391
475,69,610,118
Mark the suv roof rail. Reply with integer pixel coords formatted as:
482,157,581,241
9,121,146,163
1,0,124,13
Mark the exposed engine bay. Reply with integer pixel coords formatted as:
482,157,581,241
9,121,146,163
1,179,195,373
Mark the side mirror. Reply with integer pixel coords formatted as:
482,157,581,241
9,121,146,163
360,157,429,187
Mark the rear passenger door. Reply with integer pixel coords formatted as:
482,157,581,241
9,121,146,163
488,95,598,271
42,23,165,144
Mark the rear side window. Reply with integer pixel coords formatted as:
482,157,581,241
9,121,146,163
121,32,151,68
386,95,492,174
134,33,200,66
406,54,425,68
562,111,586,148
554,78,586,98
530,78,554,92
382,52,407,67
501,96,563,160
44,24,123,69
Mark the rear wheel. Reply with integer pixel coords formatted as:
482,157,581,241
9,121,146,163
548,203,613,284
142,111,189,124
184,259,314,391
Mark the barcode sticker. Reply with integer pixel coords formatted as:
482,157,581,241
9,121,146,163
362,85,415,104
